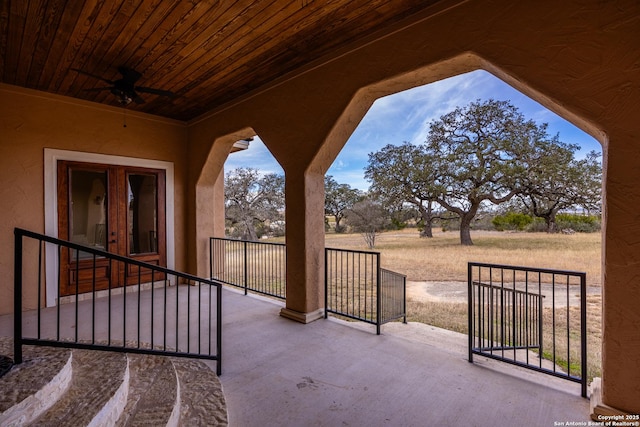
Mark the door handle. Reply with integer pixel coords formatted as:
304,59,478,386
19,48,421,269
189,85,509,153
110,239,117,243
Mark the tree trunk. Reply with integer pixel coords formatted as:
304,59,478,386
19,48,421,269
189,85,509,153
420,226,433,238
545,215,558,233
419,205,434,238
244,218,258,241
420,215,434,238
364,231,376,248
459,214,474,245
334,215,343,233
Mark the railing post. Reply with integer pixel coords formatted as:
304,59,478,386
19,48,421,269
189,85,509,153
538,283,544,358
376,253,381,335
243,241,248,295
580,272,587,398
209,238,213,280
512,281,517,350
324,248,329,319
13,229,23,364
217,281,222,376
468,263,473,363
402,274,407,324
500,269,505,354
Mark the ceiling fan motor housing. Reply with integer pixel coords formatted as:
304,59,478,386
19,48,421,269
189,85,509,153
73,66,174,106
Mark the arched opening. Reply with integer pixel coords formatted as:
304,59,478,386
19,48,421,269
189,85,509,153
195,130,287,299
323,68,603,386
223,135,286,241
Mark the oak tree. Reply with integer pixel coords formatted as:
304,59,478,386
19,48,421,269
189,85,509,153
426,99,539,245
365,142,442,237
324,175,363,233
518,144,602,233
224,167,284,240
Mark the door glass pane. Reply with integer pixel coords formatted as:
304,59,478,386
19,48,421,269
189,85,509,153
128,173,158,255
70,169,107,259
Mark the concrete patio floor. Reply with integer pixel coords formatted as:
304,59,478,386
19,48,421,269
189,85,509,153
216,288,589,427
1,285,591,426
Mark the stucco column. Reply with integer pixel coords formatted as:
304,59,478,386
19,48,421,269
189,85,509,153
597,136,640,415
193,167,225,278
279,169,325,323
189,130,253,278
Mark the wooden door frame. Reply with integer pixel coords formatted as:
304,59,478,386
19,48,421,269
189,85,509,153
57,161,116,295
44,149,175,307
56,161,168,296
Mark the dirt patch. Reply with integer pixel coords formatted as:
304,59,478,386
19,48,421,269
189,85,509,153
407,280,601,307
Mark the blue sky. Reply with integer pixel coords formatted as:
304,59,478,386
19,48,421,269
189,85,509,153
224,70,602,191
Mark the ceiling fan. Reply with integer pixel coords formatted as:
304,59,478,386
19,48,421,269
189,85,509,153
72,66,175,106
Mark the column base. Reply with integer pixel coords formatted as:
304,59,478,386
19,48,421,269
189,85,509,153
279,307,324,324
590,378,631,421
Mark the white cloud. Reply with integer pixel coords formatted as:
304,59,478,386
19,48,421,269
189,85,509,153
331,160,346,170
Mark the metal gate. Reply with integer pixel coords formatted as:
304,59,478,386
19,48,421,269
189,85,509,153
468,262,587,397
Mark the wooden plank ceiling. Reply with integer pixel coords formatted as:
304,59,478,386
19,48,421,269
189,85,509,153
0,0,443,122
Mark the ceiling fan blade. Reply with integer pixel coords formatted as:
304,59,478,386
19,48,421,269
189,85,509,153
118,66,142,84
82,87,113,92
135,86,175,98
71,68,114,85
133,94,146,104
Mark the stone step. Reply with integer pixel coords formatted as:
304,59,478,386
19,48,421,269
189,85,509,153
172,358,227,426
116,353,179,426
32,349,129,426
0,341,72,427
0,339,228,426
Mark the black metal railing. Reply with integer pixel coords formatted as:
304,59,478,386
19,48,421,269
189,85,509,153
14,228,222,375
468,262,587,397
209,237,286,299
209,238,406,334
380,268,408,325
325,248,407,335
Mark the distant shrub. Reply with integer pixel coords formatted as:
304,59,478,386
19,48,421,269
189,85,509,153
472,214,496,231
436,213,460,232
492,212,533,231
391,217,408,230
556,213,601,233
440,218,460,232
526,218,548,233
334,224,347,233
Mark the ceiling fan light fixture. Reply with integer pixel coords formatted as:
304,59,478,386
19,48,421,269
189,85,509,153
73,66,173,106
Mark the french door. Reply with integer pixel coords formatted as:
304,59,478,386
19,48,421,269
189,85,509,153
57,161,166,296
